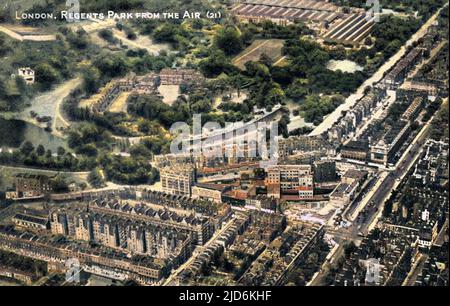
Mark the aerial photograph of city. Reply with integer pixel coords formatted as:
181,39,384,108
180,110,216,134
0,0,448,294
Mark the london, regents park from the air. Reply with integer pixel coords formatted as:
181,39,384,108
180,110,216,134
0,0,448,291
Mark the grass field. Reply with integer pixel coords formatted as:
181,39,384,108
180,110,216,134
108,91,130,113
233,39,284,69
111,28,170,55
0,24,56,41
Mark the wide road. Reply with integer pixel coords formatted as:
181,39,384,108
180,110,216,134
310,4,448,137
336,98,445,241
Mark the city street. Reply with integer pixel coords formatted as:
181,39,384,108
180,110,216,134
315,96,446,285
310,5,447,137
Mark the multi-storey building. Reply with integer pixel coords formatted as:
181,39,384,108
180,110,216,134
6,174,54,200
329,169,368,206
370,120,411,165
50,199,213,256
159,68,204,85
383,48,424,88
265,165,314,199
402,97,424,121
245,195,278,212
191,183,226,203
160,166,195,196
327,90,385,144
12,213,48,231
0,227,174,284
91,72,158,112
341,140,369,161
230,0,340,26
278,135,334,161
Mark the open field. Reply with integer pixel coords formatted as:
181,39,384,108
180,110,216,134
0,24,56,41
18,77,82,134
108,91,130,113
213,91,248,112
327,59,364,73
273,56,288,67
87,27,170,55
112,28,170,55
78,19,170,55
20,78,74,118
233,39,284,69
78,19,116,34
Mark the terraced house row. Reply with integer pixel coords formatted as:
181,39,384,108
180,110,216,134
50,199,214,250
0,226,171,284
89,68,204,112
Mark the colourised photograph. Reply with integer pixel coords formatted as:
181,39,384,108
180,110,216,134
0,0,448,294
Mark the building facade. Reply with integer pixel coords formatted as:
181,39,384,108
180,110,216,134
6,174,53,200
265,165,314,199
160,166,195,196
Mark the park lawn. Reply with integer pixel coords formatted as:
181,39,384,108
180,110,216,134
108,91,131,113
233,39,284,70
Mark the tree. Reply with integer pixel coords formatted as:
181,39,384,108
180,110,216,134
244,61,270,78
383,200,393,217
98,29,118,44
129,144,152,157
300,94,345,125
0,35,11,56
199,50,231,78
93,53,130,78
82,67,101,94
230,74,246,97
214,26,243,56
67,28,89,49
279,113,290,138
57,146,66,157
51,175,69,193
75,144,98,157
153,23,188,48
259,53,273,67
45,149,52,159
192,19,203,30
286,80,309,101
125,27,137,40
0,78,7,100
267,86,285,106
35,63,59,89
344,241,356,258
20,141,34,156
88,168,105,188
36,145,45,156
